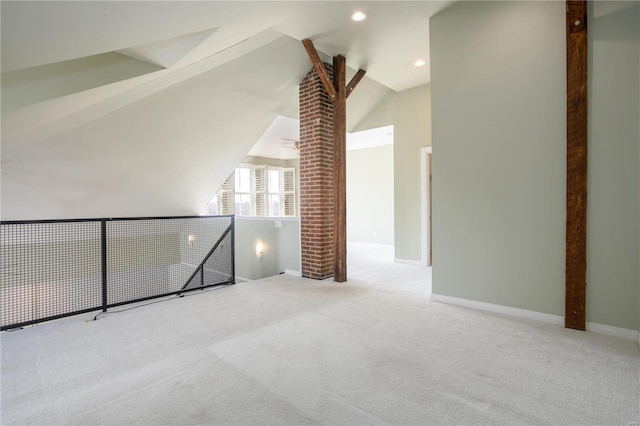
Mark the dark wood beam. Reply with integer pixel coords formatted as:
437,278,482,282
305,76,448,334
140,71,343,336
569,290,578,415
333,54,347,283
302,38,336,100
346,69,367,98
565,0,588,331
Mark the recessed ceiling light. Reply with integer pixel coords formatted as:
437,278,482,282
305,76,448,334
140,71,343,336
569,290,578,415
414,59,426,67
351,11,367,22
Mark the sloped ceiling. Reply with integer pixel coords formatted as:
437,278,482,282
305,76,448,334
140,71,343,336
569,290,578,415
1,1,451,220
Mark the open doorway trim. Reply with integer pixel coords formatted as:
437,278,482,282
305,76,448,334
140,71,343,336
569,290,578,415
420,147,432,267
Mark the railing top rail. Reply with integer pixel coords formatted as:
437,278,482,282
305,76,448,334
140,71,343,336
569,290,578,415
1,215,234,226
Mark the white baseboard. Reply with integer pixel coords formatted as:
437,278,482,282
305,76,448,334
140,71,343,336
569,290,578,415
394,258,427,267
348,241,393,249
429,293,639,342
235,276,251,283
585,322,640,342
284,269,301,277
429,293,563,325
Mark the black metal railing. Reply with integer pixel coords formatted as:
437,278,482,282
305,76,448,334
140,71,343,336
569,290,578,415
0,215,234,330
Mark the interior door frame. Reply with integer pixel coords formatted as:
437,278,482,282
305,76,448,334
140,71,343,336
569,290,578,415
420,147,432,267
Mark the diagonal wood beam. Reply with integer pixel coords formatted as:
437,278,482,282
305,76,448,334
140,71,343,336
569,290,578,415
302,38,336,100
565,0,588,331
346,69,367,98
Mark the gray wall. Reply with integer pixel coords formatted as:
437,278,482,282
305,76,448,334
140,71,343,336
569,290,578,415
588,1,639,330
346,144,394,245
234,217,300,281
431,1,639,330
431,0,567,317
354,85,432,261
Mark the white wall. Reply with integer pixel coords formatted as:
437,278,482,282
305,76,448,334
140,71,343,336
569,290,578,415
346,144,394,245
430,1,566,317
431,0,639,331
1,36,310,221
354,85,432,262
234,217,300,281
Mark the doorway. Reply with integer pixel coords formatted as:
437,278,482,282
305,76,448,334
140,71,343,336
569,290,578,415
346,125,395,248
420,147,432,266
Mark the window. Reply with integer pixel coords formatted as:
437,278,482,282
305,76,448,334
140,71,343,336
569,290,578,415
234,167,251,216
220,174,234,214
202,164,296,217
201,173,233,215
268,169,281,216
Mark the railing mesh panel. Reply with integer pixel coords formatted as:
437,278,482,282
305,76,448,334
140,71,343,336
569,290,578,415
1,221,102,327
1,216,234,329
183,228,234,291
204,230,233,285
105,217,232,305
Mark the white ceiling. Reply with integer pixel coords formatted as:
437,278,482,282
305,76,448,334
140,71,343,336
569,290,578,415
248,116,301,160
2,1,450,90
248,117,394,160
347,125,394,152
1,1,452,220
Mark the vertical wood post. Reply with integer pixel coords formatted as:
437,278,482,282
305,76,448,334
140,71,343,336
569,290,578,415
565,0,588,331
333,55,347,282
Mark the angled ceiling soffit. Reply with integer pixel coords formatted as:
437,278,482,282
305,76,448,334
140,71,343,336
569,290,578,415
2,29,285,148
1,52,163,112
118,28,218,69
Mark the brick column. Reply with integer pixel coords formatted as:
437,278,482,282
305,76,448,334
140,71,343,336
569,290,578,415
299,64,334,279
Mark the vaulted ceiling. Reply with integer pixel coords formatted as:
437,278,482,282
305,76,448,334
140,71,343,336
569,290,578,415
1,1,451,220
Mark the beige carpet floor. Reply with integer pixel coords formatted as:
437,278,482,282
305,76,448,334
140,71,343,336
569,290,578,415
1,243,639,425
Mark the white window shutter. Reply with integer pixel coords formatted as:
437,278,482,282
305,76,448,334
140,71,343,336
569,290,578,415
220,173,234,215
283,168,296,217
254,166,267,216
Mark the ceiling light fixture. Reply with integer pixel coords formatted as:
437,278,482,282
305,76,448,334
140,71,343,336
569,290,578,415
351,11,367,22
414,59,426,67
